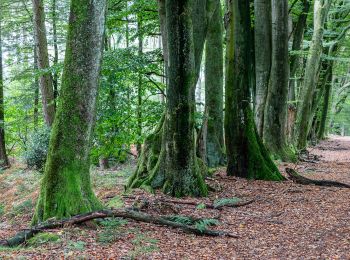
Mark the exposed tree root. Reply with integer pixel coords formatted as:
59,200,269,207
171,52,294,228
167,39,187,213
0,208,238,247
286,168,350,188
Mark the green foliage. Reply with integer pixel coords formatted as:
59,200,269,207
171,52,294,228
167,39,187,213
129,233,159,258
106,196,124,209
67,241,86,251
11,199,34,216
27,233,60,247
23,127,51,171
164,215,219,232
97,218,128,244
0,203,4,216
196,203,206,210
195,218,219,233
213,197,242,209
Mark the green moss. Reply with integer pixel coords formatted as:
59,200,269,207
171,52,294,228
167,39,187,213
27,233,60,247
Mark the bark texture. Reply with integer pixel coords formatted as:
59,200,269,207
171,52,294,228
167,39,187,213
0,12,10,168
263,0,296,162
203,0,225,167
253,0,271,136
296,0,332,149
33,0,107,224
224,0,284,180
32,0,56,126
127,0,216,197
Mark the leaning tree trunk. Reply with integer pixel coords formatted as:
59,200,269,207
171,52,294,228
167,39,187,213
127,0,216,197
224,0,284,180
253,0,272,137
296,0,332,150
0,12,10,168
263,0,296,162
32,0,56,126
33,0,107,224
287,0,310,140
202,0,225,167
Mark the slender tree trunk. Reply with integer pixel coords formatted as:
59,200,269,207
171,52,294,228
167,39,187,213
136,15,143,154
0,12,10,168
287,0,310,140
52,0,59,102
263,0,296,162
289,0,310,99
33,47,39,130
201,0,225,167
32,0,56,126
33,0,107,224
296,0,332,149
224,0,284,180
253,0,271,136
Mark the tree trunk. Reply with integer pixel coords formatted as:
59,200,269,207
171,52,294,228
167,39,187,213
33,0,107,224
137,15,143,154
0,12,10,168
317,65,332,139
32,0,56,126
203,0,225,167
296,0,332,150
51,0,59,102
224,0,284,180
33,47,39,130
253,0,271,136
127,0,216,197
263,0,296,162
287,0,310,140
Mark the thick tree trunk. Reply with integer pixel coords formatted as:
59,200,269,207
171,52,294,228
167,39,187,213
0,13,10,168
127,0,216,197
263,0,296,162
33,0,107,224
203,0,225,167
253,0,271,136
224,0,284,180
296,0,332,150
32,0,56,126
317,66,332,139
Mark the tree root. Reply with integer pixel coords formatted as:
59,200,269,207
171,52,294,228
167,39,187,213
286,168,350,188
0,208,238,247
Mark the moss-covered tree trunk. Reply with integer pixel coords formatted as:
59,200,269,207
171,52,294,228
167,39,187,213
0,12,10,168
33,0,106,224
32,0,56,126
127,0,216,197
296,0,331,150
202,0,225,167
263,0,296,162
224,0,284,181
253,0,271,137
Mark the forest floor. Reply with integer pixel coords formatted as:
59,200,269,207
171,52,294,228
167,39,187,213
0,136,349,259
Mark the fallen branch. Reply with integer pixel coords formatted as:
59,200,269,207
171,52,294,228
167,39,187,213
123,195,254,210
0,208,238,247
286,168,350,188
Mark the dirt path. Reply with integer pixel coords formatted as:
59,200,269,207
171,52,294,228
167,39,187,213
0,137,349,259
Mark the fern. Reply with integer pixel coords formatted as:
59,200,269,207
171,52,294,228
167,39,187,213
164,215,195,225
195,219,219,233
213,197,242,208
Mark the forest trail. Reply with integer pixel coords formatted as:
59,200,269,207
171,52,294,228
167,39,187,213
0,136,349,259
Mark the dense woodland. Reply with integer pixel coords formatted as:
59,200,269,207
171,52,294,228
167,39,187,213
0,0,350,258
